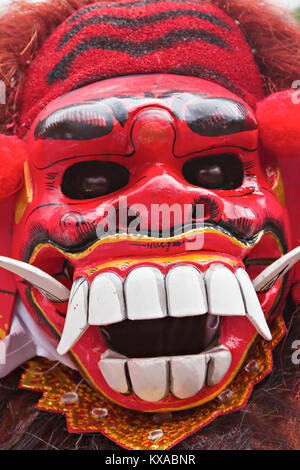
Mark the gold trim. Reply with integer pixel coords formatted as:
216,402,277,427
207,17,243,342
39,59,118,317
24,162,33,203
14,162,33,224
29,228,263,264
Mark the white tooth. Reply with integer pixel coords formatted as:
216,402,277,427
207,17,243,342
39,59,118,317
57,278,89,355
101,348,128,360
0,256,70,302
170,354,207,399
253,246,300,292
98,358,129,394
125,267,167,320
166,265,207,317
127,358,168,402
205,264,246,316
206,345,232,386
89,272,125,325
236,268,272,341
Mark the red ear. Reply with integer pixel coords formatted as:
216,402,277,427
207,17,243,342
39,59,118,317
0,134,27,201
257,89,300,160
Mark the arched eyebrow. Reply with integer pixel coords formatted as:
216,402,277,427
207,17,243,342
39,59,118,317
34,98,128,140
171,96,258,136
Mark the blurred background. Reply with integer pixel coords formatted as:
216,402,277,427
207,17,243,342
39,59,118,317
0,0,300,9
273,0,300,7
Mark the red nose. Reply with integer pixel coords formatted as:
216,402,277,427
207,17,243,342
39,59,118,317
130,107,175,160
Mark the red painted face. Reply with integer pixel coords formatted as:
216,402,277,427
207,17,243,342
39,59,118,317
13,74,291,411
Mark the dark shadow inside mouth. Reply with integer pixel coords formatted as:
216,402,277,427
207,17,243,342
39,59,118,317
100,314,220,358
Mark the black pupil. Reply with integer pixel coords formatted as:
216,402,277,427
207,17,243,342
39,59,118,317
61,161,129,199
182,154,243,190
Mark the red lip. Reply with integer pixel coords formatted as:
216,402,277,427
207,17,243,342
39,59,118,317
19,228,288,412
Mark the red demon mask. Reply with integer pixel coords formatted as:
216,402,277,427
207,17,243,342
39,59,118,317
0,1,299,417
6,73,293,411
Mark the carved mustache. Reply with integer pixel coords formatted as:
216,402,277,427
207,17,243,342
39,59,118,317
25,218,264,258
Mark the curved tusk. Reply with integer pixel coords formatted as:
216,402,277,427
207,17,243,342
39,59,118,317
57,278,89,355
0,256,70,302
253,246,300,292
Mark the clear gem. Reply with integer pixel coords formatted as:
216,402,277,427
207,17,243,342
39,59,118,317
245,360,260,373
217,388,233,403
148,429,164,441
91,407,108,419
60,392,78,405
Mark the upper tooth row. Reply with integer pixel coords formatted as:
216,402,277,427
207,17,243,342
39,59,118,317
91,264,255,321
57,264,272,355
1,245,298,303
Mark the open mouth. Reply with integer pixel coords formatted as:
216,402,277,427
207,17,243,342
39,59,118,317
1,239,299,404
56,255,271,401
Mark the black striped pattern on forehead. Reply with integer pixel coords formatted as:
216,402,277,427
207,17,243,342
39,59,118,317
47,29,230,85
67,0,207,24
59,8,231,50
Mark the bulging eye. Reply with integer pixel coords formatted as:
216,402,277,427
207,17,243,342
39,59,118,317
182,154,243,190
61,161,129,199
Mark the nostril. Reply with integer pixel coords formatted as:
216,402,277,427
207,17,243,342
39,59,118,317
192,196,222,222
192,199,212,221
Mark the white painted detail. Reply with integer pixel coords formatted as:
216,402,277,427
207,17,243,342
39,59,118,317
125,267,167,320
89,272,125,325
236,268,272,341
57,278,89,355
206,345,232,387
127,357,168,402
205,264,246,316
170,354,207,399
166,265,207,317
99,358,129,394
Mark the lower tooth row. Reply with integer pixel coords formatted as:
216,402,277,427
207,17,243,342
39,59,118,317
98,345,231,402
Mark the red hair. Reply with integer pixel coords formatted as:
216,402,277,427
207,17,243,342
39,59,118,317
0,0,300,134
